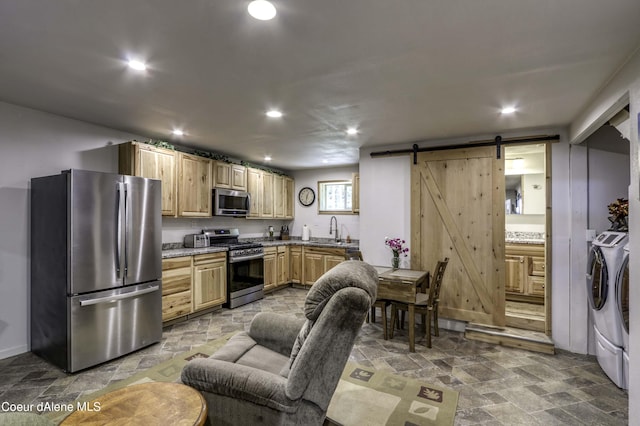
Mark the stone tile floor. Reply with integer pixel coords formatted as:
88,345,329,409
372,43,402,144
0,287,628,425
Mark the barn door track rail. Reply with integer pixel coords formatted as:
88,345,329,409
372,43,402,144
370,135,560,164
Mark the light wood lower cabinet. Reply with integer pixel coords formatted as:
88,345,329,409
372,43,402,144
302,247,347,286
193,252,227,310
161,257,193,322
290,246,302,284
264,246,291,292
505,243,545,302
277,246,290,285
263,247,278,292
162,252,227,323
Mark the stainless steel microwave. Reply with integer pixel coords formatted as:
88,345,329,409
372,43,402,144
213,188,251,217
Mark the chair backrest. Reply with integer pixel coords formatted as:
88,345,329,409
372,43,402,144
427,257,449,306
285,260,378,410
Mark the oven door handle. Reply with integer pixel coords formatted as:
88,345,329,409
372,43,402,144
229,253,264,263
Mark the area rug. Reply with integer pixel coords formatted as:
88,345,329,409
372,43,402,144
47,333,458,425
328,363,458,426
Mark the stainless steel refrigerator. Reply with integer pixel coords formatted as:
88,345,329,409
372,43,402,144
31,169,162,372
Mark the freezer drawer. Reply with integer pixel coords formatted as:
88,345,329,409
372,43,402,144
69,282,162,372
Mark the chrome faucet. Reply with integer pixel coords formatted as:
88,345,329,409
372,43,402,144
329,216,339,242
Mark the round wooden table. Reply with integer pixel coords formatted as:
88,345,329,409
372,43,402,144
60,382,207,426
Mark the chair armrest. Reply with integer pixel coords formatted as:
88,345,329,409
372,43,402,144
181,358,297,413
248,312,306,357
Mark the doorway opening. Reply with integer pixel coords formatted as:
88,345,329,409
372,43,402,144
504,143,551,334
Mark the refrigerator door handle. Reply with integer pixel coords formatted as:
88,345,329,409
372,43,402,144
116,181,125,279
123,182,129,276
79,285,160,306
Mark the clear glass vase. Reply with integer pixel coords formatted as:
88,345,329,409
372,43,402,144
391,255,400,270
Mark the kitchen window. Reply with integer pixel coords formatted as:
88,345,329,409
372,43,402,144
318,180,352,214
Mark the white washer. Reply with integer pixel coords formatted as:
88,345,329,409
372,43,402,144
616,243,630,389
586,231,628,388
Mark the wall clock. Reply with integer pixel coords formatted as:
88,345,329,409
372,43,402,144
298,187,315,206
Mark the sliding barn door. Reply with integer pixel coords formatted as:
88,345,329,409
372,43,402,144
410,147,505,326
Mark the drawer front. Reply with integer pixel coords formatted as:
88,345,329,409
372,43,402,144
162,267,192,295
530,256,545,276
527,275,545,297
162,256,192,270
377,279,416,303
162,291,192,321
194,252,226,265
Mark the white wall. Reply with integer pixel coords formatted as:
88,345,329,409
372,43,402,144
162,217,291,243
571,46,640,423
587,147,631,234
290,166,360,241
0,101,140,359
358,153,411,268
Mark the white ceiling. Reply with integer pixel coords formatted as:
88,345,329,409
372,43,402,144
1,1,640,171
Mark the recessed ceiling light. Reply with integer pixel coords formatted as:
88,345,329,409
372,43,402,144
266,110,283,118
248,0,277,20
501,106,516,114
346,127,358,135
264,155,272,161
172,129,184,136
127,59,147,71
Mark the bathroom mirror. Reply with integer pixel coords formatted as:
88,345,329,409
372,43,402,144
505,173,545,215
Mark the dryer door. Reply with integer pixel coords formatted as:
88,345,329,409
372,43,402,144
616,254,629,338
587,246,608,310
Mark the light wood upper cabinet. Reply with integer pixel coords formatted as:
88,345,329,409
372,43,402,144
274,176,295,219
119,141,177,216
261,171,274,218
246,168,284,219
274,174,285,218
247,167,262,218
178,153,212,217
352,172,360,214
193,252,226,310
214,161,247,191
284,177,294,219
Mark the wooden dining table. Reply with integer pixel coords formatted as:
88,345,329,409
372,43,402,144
374,266,429,352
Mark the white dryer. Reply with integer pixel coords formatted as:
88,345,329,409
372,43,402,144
586,231,628,388
616,243,630,389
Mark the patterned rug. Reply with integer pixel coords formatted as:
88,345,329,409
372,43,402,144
48,333,458,425
328,363,458,426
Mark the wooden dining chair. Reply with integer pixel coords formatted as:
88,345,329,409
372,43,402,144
390,258,449,348
344,250,391,339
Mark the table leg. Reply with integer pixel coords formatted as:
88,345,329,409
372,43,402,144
408,304,415,352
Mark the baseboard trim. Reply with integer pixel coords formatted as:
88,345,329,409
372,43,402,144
0,344,29,360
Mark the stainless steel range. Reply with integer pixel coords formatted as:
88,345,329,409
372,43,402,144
202,228,264,308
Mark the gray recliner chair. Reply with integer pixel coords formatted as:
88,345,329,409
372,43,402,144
181,260,378,426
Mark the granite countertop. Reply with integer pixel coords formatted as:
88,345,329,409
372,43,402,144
162,246,228,259
162,238,359,259
505,231,545,245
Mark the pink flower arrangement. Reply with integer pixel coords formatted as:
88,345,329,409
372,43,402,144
385,237,409,257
